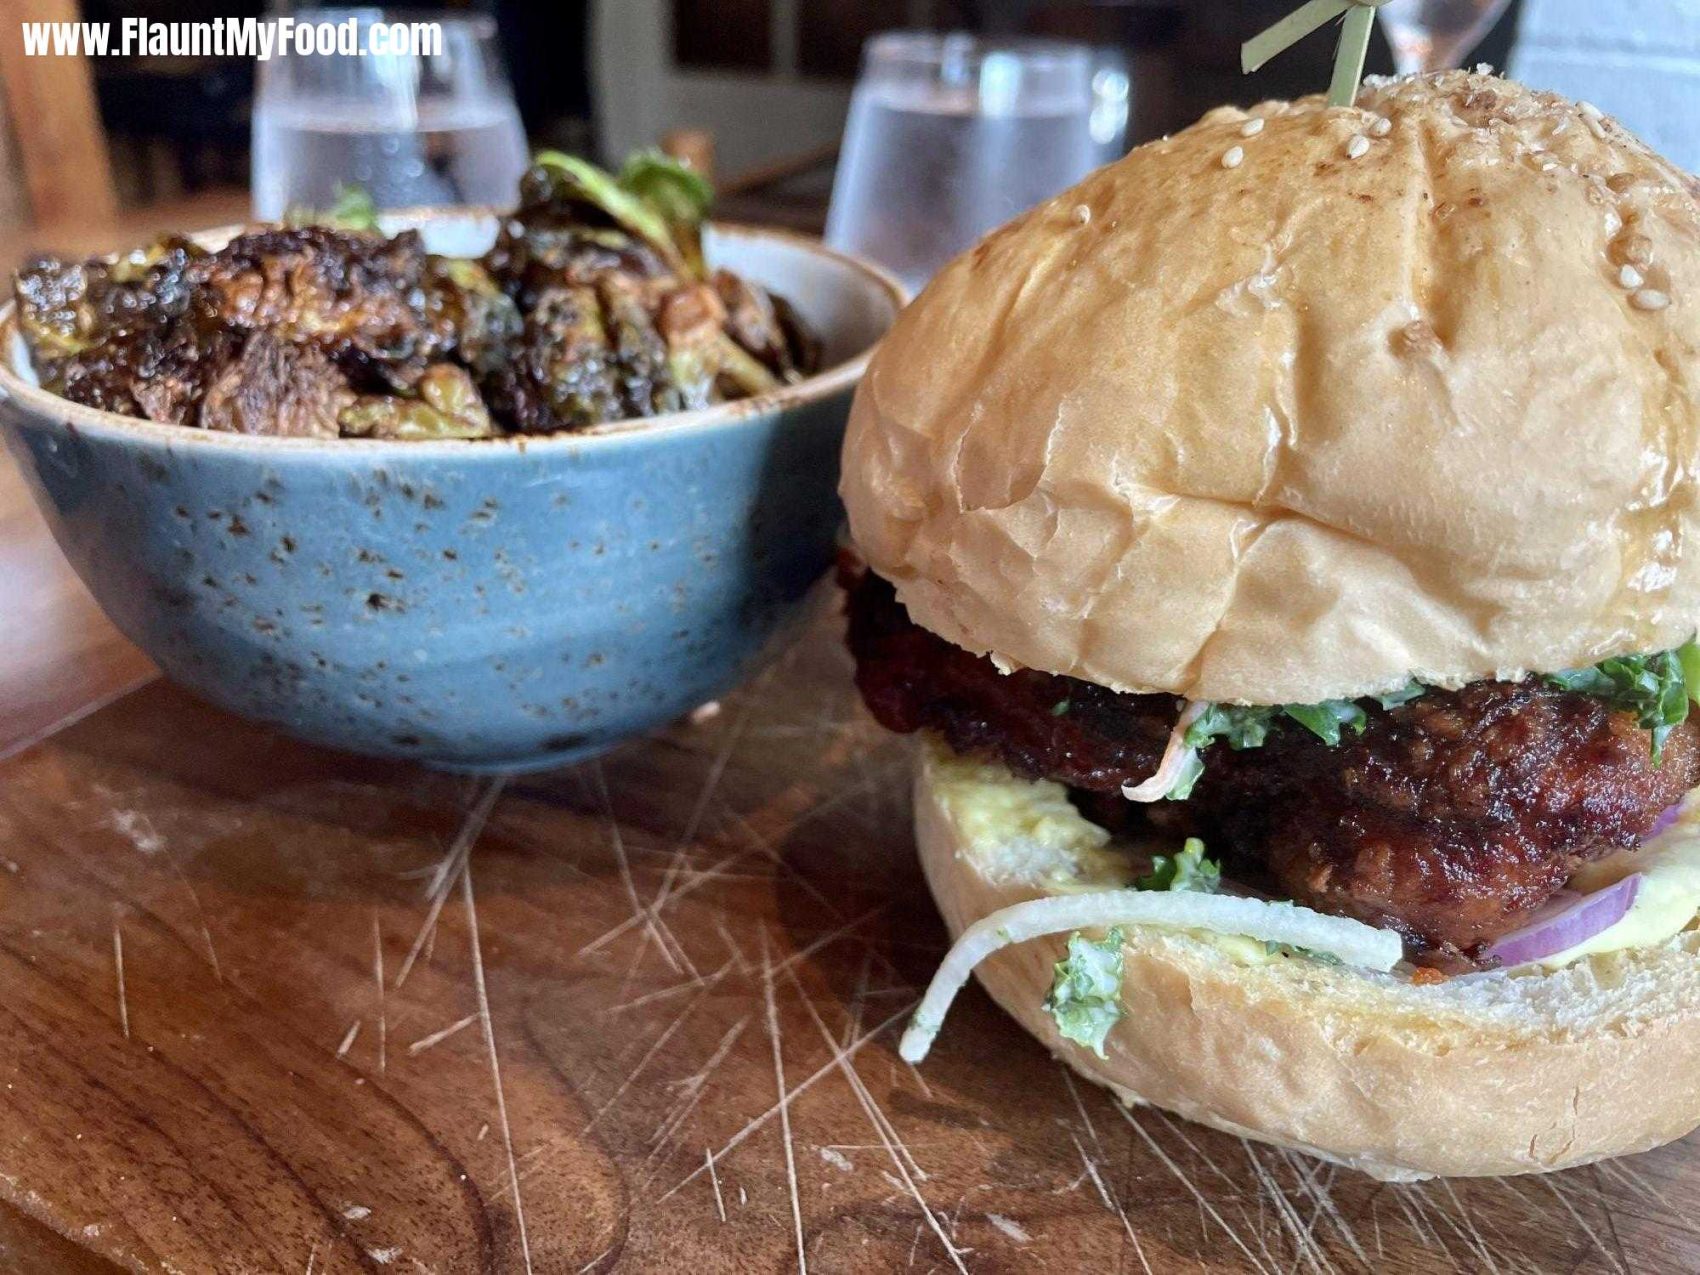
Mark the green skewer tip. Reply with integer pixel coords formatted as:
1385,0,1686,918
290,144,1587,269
1241,0,1387,106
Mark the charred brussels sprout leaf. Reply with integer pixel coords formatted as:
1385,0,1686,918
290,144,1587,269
617,150,712,220
14,148,812,438
328,185,380,232
340,364,495,440
532,151,685,272
618,150,712,275
284,183,381,233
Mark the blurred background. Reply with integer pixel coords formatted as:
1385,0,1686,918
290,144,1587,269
1,0,1695,287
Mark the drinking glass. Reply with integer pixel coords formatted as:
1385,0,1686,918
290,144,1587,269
1379,0,1515,74
827,33,1124,295
252,7,530,218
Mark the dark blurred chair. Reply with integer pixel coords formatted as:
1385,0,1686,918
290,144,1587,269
96,57,252,203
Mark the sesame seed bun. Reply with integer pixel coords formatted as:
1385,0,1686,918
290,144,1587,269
842,71,1700,704
914,741,1700,1179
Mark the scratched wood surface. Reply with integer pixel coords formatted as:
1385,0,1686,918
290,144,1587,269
0,606,1698,1274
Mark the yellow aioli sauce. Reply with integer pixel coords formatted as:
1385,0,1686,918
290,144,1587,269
1536,793,1700,969
931,742,1700,975
933,746,1275,967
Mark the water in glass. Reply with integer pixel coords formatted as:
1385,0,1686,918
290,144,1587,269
1379,0,1515,74
252,9,529,218
827,34,1119,295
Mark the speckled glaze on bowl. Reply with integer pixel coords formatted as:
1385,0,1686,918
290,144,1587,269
0,215,904,771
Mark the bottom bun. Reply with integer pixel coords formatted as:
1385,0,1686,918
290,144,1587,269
914,741,1700,1180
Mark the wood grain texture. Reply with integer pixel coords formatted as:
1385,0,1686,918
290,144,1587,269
0,190,1690,1272
0,612,1697,1272
0,0,118,227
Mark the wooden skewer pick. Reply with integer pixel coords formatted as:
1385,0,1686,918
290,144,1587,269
1242,0,1391,108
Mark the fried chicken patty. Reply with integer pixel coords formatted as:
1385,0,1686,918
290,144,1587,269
845,569,1700,962
1202,683,1700,960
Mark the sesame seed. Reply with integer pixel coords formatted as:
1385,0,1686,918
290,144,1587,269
1370,117,1392,137
1619,264,1645,289
1603,210,1623,235
1346,134,1370,160
1580,100,1603,120
1240,118,1265,137
1072,203,1092,225
1632,288,1671,312
1541,161,1559,172
1222,146,1245,169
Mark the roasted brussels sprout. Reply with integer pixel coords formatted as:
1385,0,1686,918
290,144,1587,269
13,150,819,439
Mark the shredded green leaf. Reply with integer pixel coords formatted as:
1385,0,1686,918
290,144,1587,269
1162,749,1207,802
1281,700,1368,747
1374,679,1426,710
1162,638,1700,801
1683,642,1700,704
1546,640,1700,763
1184,691,1390,756
1136,837,1221,893
1154,686,1423,802
1043,928,1124,1057
1184,703,1276,751
1265,941,1345,966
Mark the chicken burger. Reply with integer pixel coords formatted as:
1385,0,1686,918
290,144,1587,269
841,70,1700,1180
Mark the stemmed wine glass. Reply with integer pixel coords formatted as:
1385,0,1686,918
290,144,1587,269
1378,0,1515,74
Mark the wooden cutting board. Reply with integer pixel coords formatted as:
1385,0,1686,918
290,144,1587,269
0,608,1695,1273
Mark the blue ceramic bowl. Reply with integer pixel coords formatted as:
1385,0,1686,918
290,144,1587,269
0,214,904,771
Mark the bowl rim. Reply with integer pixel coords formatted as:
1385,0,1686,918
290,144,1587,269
0,216,907,458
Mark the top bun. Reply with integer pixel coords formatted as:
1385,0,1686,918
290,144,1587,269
841,71,1700,705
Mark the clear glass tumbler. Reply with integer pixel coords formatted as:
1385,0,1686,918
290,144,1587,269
1379,0,1514,74
826,33,1122,295
252,7,530,218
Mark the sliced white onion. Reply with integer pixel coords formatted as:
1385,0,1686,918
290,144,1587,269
1481,873,1642,968
899,889,1403,1063
1121,701,1206,802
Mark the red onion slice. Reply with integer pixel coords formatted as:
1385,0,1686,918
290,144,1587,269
1649,803,1683,840
1482,873,1642,968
